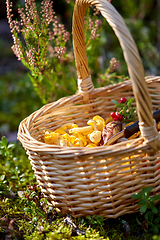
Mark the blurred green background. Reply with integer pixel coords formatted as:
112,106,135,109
0,0,160,141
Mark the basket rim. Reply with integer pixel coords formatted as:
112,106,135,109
18,77,160,156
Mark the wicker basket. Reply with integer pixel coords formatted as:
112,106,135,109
18,0,160,218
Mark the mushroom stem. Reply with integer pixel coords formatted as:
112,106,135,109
69,126,93,135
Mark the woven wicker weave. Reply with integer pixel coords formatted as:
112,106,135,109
18,0,160,218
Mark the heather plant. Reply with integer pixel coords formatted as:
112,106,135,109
6,0,105,104
6,0,75,104
97,57,128,86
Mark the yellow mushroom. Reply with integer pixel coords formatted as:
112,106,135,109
62,133,76,147
76,133,88,146
44,116,108,147
54,123,78,134
93,115,105,131
61,123,78,130
44,132,61,145
54,127,66,135
59,136,68,147
69,126,93,135
63,133,76,143
86,134,92,143
73,138,84,147
89,130,102,144
69,132,88,147
87,119,98,131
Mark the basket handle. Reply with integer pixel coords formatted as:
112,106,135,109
72,0,154,128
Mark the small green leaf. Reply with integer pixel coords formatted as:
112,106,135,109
36,209,46,218
19,173,25,178
30,191,36,198
41,198,47,204
152,225,159,234
140,203,148,213
152,195,160,201
0,175,5,181
131,192,142,199
13,157,18,162
138,198,148,205
150,198,155,205
26,200,34,208
111,100,118,105
32,216,38,222
20,178,26,183
4,151,10,157
142,187,153,197
154,218,160,225
1,136,7,147
148,212,154,222
11,175,18,180
142,188,148,197
24,207,33,214
15,167,20,174
0,150,3,155
144,213,149,221
151,205,158,214
136,217,142,225
146,186,154,193
7,143,15,149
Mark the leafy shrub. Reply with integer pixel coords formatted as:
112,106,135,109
131,187,160,234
